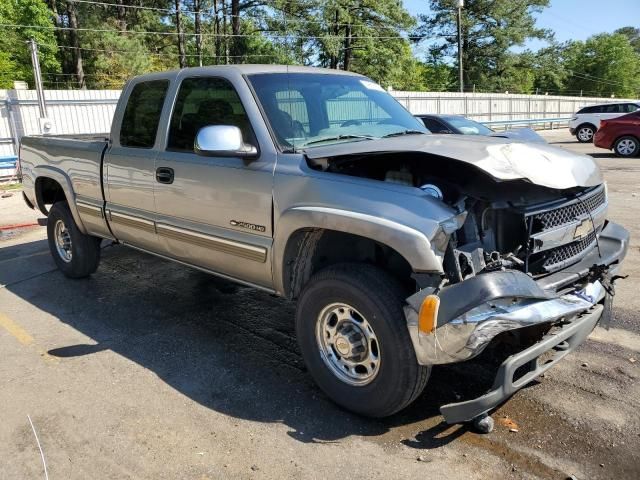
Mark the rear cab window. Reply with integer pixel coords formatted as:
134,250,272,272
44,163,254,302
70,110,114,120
120,80,169,148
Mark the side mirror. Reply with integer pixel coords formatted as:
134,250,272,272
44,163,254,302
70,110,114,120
194,125,258,158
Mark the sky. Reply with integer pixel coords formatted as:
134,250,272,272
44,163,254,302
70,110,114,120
403,0,640,54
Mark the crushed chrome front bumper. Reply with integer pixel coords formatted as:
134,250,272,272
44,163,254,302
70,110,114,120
404,221,628,426
440,303,605,424
405,221,629,366
406,277,605,365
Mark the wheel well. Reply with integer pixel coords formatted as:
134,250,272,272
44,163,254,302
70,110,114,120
35,177,67,215
614,134,639,144
576,122,597,132
282,228,415,299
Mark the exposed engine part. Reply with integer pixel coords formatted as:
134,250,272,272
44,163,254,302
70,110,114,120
453,245,486,281
384,168,413,186
420,183,443,200
308,151,608,286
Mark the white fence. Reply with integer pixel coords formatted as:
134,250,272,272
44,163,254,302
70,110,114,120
0,89,120,157
0,88,632,157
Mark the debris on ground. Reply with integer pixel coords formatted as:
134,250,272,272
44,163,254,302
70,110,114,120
498,416,519,431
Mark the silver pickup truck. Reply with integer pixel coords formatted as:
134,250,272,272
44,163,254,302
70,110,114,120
19,65,629,432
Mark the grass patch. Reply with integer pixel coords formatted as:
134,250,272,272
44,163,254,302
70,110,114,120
0,182,23,191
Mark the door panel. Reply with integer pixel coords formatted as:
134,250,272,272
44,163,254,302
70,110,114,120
154,151,274,287
104,146,159,250
104,78,169,250
153,76,274,288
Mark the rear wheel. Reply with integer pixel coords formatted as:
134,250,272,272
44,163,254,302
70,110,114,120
296,264,429,417
47,201,102,278
576,124,596,143
614,136,639,157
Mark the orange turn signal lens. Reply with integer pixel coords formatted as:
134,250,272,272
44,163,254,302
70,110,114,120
418,294,440,335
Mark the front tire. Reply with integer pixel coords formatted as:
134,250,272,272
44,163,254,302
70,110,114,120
47,201,102,278
614,136,639,157
296,264,429,417
576,124,596,143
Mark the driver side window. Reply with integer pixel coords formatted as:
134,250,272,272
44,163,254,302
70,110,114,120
167,77,255,152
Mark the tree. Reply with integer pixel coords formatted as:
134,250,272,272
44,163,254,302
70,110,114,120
0,0,60,88
529,43,569,94
616,26,640,55
562,33,640,98
412,0,551,92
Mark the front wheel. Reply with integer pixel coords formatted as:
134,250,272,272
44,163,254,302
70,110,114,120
614,136,639,157
296,264,429,417
47,201,102,278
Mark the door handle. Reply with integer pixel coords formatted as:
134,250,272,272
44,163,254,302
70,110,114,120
156,167,174,184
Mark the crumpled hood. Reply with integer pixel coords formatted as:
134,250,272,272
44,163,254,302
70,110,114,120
303,134,602,190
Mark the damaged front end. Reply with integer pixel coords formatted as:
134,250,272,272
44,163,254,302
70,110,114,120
405,183,629,366
403,184,629,425
304,137,629,426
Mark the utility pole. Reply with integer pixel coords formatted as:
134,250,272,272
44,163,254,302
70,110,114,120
28,39,47,119
456,0,464,93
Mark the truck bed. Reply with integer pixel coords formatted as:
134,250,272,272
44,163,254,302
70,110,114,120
20,134,109,225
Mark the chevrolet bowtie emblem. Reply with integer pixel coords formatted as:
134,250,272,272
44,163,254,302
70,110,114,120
573,218,594,240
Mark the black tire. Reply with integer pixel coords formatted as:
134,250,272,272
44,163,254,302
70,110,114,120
576,124,596,143
296,264,430,417
47,201,101,278
613,136,639,158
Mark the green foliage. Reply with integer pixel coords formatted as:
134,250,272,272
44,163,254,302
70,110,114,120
562,33,640,97
413,0,551,92
0,0,60,88
616,27,640,55
0,0,638,98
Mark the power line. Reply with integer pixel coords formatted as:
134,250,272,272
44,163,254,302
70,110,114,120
46,0,432,32
66,0,416,31
55,44,281,59
0,22,453,41
569,71,628,87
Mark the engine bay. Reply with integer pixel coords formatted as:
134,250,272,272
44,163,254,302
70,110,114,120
307,151,607,285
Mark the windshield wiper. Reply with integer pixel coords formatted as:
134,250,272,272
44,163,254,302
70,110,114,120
299,134,376,148
381,129,427,138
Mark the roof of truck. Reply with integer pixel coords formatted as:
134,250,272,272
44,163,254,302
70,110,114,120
145,64,366,78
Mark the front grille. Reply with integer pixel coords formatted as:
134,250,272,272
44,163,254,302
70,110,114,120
533,186,606,231
541,229,597,270
524,185,606,274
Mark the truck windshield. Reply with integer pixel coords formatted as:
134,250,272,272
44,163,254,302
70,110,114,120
247,73,428,151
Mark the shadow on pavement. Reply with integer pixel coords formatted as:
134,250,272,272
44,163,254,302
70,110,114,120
1,240,506,446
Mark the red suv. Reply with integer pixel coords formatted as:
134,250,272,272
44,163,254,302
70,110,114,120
594,111,640,157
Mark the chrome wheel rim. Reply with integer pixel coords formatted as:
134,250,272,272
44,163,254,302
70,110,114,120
617,139,636,156
578,127,594,141
315,303,381,386
54,219,72,263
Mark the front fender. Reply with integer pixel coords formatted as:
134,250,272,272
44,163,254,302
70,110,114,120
272,205,445,295
33,165,88,234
